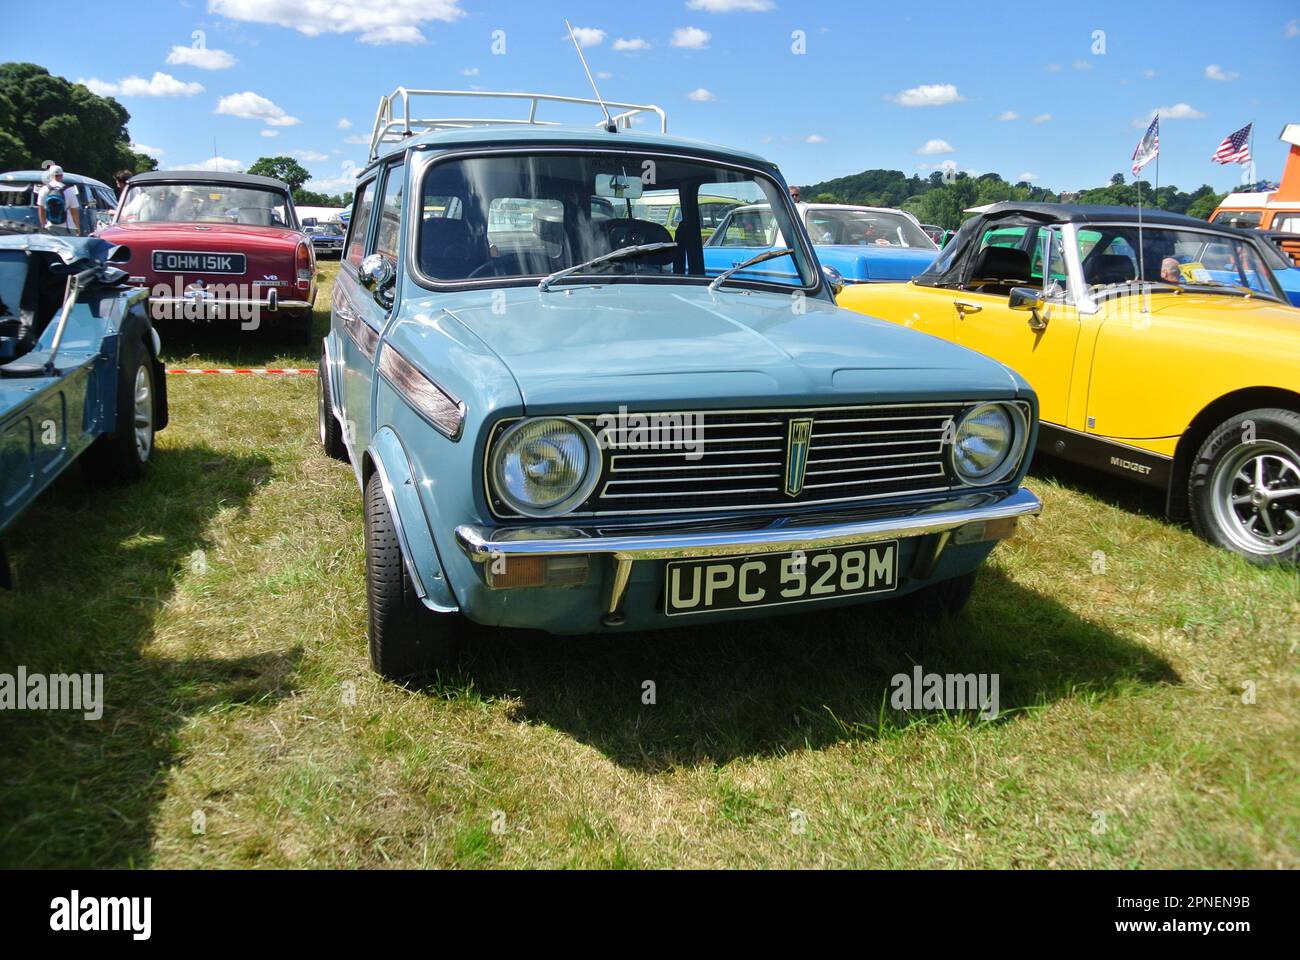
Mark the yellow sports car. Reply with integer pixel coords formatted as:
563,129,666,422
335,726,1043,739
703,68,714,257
838,202,1300,564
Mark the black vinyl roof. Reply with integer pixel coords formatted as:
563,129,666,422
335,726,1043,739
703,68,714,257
977,201,1212,229
126,169,291,192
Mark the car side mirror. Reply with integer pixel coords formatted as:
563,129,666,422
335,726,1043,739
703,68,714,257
1008,286,1048,330
359,253,396,307
822,265,845,297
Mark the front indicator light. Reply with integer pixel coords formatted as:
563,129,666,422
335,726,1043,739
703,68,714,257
484,555,589,589
377,346,466,439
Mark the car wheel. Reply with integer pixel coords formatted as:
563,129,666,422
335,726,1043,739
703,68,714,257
1189,408,1300,564
365,471,463,680
286,308,314,346
82,333,155,486
318,346,348,462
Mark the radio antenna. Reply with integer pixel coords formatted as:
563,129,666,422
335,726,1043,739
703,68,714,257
565,19,616,132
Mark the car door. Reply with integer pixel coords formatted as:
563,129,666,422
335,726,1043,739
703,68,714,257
949,225,1081,428
334,174,382,452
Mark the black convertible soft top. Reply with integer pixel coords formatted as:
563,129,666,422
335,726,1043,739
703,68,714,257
125,169,291,193
917,202,1250,289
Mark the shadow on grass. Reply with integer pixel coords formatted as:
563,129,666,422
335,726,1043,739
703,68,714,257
153,310,326,370
1031,453,1170,523
457,567,1179,773
0,444,300,868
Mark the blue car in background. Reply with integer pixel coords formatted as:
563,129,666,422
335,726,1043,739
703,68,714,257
0,235,168,587
0,170,120,236
704,203,939,287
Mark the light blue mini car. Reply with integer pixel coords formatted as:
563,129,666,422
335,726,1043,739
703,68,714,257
319,89,1042,679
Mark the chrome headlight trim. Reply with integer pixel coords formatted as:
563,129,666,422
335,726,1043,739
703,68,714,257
948,401,1029,487
488,417,603,518
377,346,466,440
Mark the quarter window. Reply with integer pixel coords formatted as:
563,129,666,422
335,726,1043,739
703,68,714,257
345,180,377,268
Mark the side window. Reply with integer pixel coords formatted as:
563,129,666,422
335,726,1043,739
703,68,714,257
716,210,774,247
1274,213,1300,234
345,180,377,268
375,164,405,260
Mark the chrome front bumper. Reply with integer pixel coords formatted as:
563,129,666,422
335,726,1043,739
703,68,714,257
455,487,1041,624
150,288,313,312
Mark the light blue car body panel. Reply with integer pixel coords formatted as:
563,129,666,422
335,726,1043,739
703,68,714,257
0,236,155,536
328,124,1038,633
0,170,118,236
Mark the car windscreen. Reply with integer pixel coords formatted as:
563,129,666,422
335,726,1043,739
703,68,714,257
0,182,38,206
117,183,293,227
804,209,936,249
415,152,813,288
1077,225,1284,299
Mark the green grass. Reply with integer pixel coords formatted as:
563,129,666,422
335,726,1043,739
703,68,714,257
1,261,1296,868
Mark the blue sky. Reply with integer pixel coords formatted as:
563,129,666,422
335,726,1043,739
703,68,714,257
12,0,1299,195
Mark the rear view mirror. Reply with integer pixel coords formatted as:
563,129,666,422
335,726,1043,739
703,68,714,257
1009,286,1047,331
594,174,643,200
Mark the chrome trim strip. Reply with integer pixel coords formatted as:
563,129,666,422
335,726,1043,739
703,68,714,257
456,487,1041,564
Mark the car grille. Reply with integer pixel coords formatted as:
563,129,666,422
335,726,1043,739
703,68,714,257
488,402,979,518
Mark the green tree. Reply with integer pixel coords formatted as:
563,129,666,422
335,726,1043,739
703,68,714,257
1186,190,1226,221
0,62,156,181
247,156,311,193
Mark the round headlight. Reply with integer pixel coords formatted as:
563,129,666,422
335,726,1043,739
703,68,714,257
951,403,1025,485
490,417,601,517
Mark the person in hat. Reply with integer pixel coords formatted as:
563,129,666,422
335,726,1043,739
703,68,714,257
35,165,81,234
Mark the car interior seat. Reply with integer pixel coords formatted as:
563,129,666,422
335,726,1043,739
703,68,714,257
601,218,684,273
1086,253,1137,286
419,217,487,280
966,245,1032,291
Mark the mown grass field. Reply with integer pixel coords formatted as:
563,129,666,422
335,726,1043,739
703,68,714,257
1,262,1296,868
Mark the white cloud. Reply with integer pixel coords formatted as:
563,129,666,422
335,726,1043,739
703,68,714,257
612,37,650,51
998,111,1019,121
165,44,238,70
1205,64,1238,82
1287,19,1299,37
1017,172,1038,182
261,130,280,138
337,118,352,129
916,138,954,155
209,0,465,45
216,91,301,126
1044,63,1062,72
174,156,245,173
293,149,330,162
596,71,613,80
344,134,371,145
1031,113,1052,124
460,67,479,77
569,26,605,47
805,134,825,144
81,72,204,98
131,143,164,158
687,87,715,102
889,83,962,107
310,159,364,194
1072,59,1092,71
671,26,711,49
687,0,774,10
1133,103,1205,127
1142,68,1157,79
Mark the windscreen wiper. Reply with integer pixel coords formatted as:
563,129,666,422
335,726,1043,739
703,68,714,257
538,242,677,292
709,247,796,292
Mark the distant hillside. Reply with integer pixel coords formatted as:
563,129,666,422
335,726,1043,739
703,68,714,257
795,168,1225,230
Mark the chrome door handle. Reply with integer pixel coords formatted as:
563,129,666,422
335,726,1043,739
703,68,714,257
954,300,982,315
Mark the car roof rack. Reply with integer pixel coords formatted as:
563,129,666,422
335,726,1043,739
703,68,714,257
367,88,667,160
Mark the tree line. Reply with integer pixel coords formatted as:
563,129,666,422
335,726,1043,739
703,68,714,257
795,168,1227,230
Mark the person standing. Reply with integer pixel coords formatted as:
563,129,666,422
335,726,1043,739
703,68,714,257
35,165,81,234
114,170,133,198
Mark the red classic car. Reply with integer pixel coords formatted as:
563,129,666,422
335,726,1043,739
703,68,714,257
99,170,317,342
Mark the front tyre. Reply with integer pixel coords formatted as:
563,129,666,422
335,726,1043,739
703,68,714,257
82,333,155,486
364,471,463,680
1189,408,1300,565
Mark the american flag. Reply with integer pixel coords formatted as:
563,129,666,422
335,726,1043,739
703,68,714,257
1131,117,1159,176
1211,123,1253,165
